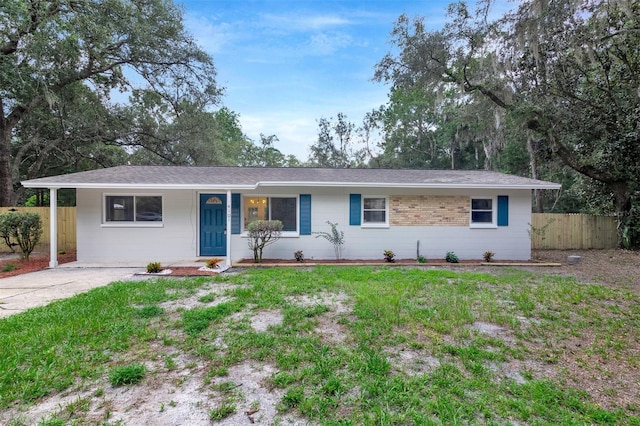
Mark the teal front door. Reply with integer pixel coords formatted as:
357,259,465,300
200,194,227,256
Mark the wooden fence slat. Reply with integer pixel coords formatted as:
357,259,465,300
530,213,617,250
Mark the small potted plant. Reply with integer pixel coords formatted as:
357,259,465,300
383,250,395,263
294,250,304,262
146,261,162,273
206,257,221,269
483,251,495,262
445,251,459,263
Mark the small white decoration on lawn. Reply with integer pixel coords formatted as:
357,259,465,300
135,269,172,276
198,264,230,273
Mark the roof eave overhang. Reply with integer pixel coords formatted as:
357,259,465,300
259,181,562,190
20,182,259,190
21,181,562,191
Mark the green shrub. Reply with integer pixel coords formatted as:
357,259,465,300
294,250,304,262
146,262,162,273
247,220,283,263
445,251,459,263
0,212,43,260
383,250,395,262
109,364,146,386
417,255,426,263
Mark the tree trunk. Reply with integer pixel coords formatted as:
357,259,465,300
0,128,15,206
526,132,544,213
610,181,633,249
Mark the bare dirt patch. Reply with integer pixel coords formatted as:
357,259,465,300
532,249,640,290
289,292,353,344
250,310,283,333
212,361,302,425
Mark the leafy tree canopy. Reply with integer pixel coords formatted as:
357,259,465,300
1,0,220,205
374,0,640,247
308,113,372,168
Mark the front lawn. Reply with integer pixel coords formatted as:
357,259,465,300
1,266,638,425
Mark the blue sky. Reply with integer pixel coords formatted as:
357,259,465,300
178,0,503,160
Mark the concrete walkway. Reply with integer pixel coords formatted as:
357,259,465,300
0,266,140,318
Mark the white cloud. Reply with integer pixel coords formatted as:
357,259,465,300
184,13,238,54
306,32,354,55
261,13,351,31
239,112,317,160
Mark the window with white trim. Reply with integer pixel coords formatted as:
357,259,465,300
470,197,495,226
105,195,163,223
243,196,297,232
362,196,388,226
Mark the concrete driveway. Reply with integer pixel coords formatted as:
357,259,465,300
0,267,140,318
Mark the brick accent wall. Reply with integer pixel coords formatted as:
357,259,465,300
390,195,470,226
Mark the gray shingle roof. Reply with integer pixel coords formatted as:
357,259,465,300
21,165,561,190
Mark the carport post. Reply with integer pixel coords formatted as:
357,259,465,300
226,190,232,268
49,187,58,268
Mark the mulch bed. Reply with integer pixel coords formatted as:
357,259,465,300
235,258,555,266
149,258,558,277
0,251,77,279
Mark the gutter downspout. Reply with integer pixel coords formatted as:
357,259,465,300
49,188,58,268
226,190,232,268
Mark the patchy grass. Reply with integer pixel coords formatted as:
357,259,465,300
108,364,146,386
0,267,638,424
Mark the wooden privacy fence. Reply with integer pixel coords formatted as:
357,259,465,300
530,213,618,250
0,207,77,252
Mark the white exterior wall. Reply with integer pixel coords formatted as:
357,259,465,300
230,186,533,261
77,186,534,264
76,188,199,263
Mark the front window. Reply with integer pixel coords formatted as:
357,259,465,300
243,196,297,232
105,195,163,223
471,197,494,225
363,197,388,225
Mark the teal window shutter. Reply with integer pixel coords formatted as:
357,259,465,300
349,194,361,226
497,196,509,226
300,194,311,235
231,193,241,234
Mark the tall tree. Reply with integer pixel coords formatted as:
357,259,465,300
309,113,369,168
372,86,440,169
375,0,640,246
123,94,246,166
15,82,128,205
240,134,300,167
1,0,220,204
372,85,504,171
